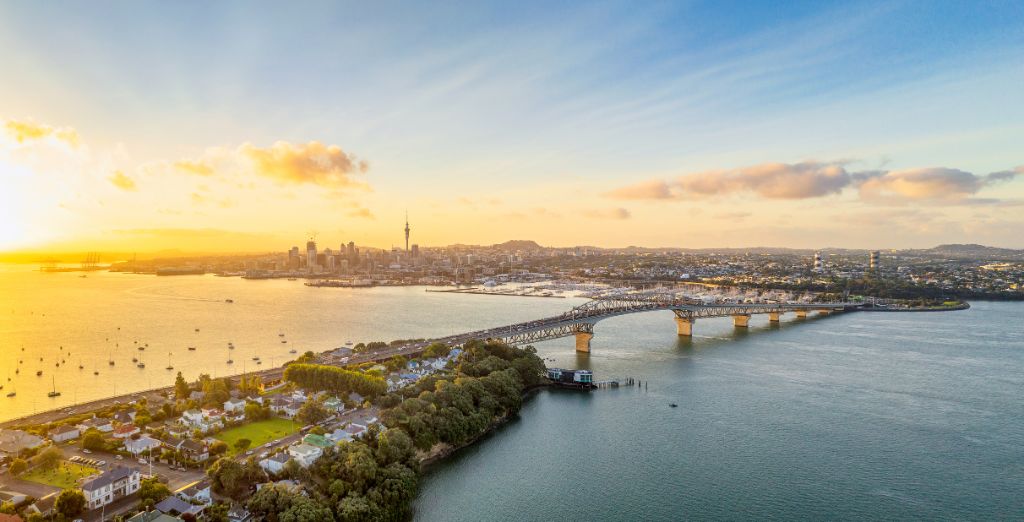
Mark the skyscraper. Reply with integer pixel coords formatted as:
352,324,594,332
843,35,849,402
306,239,317,273
869,250,880,270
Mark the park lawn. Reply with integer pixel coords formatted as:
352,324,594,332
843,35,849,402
216,417,301,455
22,461,99,489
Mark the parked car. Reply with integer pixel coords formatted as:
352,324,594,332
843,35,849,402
82,449,92,454
138,458,147,465
115,455,123,460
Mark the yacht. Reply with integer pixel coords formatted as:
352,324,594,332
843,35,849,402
48,377,60,397
5,390,14,398
36,370,42,376
187,346,197,351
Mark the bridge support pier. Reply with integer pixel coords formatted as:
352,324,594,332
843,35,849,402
817,309,832,316
795,310,807,319
732,314,750,328
675,316,694,336
768,312,781,323
575,332,594,353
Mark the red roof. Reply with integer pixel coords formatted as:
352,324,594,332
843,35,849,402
0,514,24,522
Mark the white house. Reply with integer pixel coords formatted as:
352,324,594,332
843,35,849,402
287,443,322,467
0,429,44,457
223,399,246,414
77,417,114,433
177,480,211,505
259,452,291,474
50,425,80,443
82,466,141,510
124,435,162,457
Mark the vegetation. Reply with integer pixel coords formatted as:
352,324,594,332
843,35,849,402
207,457,267,501
284,363,387,398
215,417,301,455
22,461,98,489
139,477,172,507
81,429,106,451
8,458,27,475
54,489,87,519
297,400,332,425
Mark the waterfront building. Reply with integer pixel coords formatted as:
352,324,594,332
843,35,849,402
0,430,44,457
49,425,80,443
82,466,141,510
546,368,594,388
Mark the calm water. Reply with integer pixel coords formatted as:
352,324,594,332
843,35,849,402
0,265,577,421
415,301,1024,520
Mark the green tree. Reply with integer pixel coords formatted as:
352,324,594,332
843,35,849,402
209,440,229,457
54,489,86,518
245,402,270,421
138,477,171,507
375,428,414,466
175,371,191,399
34,446,63,470
247,484,298,522
297,400,330,425
204,502,230,522
279,495,334,522
81,429,106,451
234,438,252,452
8,458,27,475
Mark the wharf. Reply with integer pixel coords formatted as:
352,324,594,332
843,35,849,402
425,288,565,298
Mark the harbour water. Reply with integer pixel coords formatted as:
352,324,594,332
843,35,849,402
2,265,1021,519
0,265,576,422
415,301,1024,520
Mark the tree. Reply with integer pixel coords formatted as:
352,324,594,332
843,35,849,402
204,502,230,522
297,400,330,425
207,457,265,500
8,458,27,475
234,438,252,452
209,440,229,457
54,489,86,519
247,484,298,522
279,495,334,522
375,428,414,466
245,402,270,421
81,429,106,451
34,446,63,470
175,371,190,400
138,477,171,507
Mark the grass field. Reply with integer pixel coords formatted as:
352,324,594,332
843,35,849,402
22,461,99,489
215,417,301,455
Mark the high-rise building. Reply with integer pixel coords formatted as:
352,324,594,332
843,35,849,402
411,244,419,258
813,252,823,272
306,240,317,272
869,250,880,270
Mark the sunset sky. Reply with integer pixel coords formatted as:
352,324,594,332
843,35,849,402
2,1,1022,253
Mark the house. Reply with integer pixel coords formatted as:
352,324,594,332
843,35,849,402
126,510,183,522
259,452,291,474
50,425,80,443
113,411,136,425
112,424,141,439
0,513,23,522
347,392,364,404
77,417,114,433
82,466,141,510
301,434,332,449
0,490,28,507
223,398,246,413
159,435,184,451
0,430,45,456
226,506,252,522
188,391,205,402
281,401,302,419
22,493,56,518
154,496,204,518
340,424,367,443
124,435,162,457
325,428,348,444
180,439,209,462
177,480,211,505
322,397,343,412
287,443,322,467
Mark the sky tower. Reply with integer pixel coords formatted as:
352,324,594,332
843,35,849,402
404,212,410,253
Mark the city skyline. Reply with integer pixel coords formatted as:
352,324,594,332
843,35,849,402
2,1,1023,254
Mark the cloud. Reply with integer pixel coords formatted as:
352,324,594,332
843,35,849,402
347,206,374,219
681,161,852,199
174,160,214,176
240,141,369,189
108,170,137,191
3,119,80,147
584,207,631,219
604,180,675,200
606,161,1023,205
855,167,1021,202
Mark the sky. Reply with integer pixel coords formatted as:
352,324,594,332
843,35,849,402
1,0,1023,253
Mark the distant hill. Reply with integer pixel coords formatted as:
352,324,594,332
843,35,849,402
922,244,1024,260
491,240,543,251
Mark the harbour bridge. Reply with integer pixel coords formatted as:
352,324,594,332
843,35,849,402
408,291,863,353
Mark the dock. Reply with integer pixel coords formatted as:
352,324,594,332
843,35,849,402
425,288,565,298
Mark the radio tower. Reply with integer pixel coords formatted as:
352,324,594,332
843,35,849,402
404,212,410,253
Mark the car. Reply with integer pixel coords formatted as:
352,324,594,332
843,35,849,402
115,455,123,460
139,458,147,465
245,450,254,456
97,460,106,466
82,449,92,454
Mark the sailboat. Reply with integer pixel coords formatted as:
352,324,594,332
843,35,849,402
137,353,145,368
47,376,60,397
6,388,14,398
226,347,233,365
166,352,174,370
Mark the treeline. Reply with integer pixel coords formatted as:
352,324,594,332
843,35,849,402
380,340,546,450
284,363,387,398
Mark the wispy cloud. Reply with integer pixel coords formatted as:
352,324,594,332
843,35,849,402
3,119,80,147
108,170,136,191
584,207,631,220
607,161,1022,205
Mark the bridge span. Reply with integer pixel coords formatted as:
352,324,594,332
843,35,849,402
409,293,863,354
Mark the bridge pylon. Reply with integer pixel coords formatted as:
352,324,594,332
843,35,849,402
575,332,594,353
768,312,781,322
732,314,751,327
